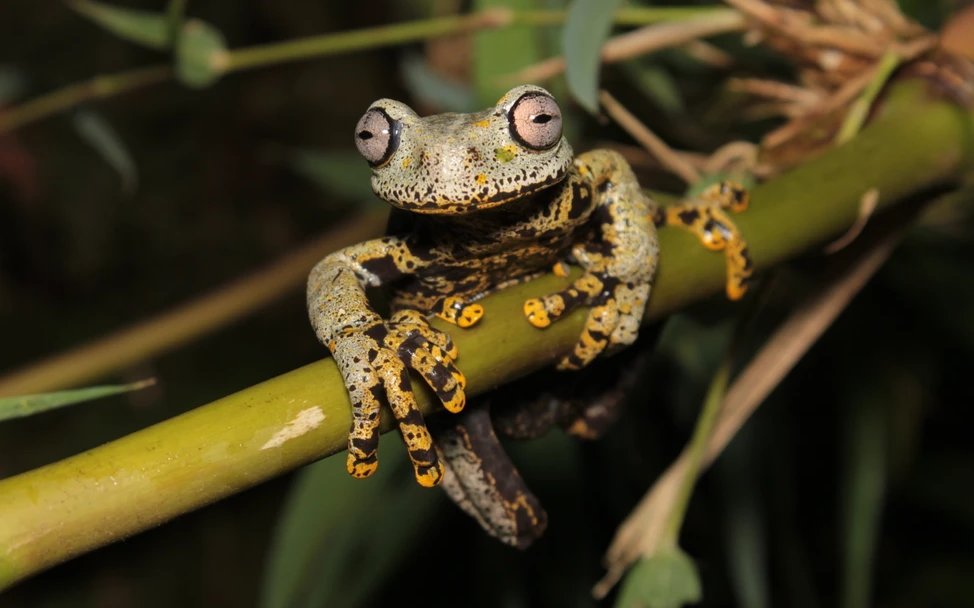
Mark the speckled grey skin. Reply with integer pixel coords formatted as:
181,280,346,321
364,85,574,213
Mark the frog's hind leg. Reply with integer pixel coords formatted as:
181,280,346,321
661,181,753,300
492,334,654,441
434,404,548,549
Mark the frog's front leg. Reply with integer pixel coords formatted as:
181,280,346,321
659,181,753,300
524,150,658,370
308,238,466,487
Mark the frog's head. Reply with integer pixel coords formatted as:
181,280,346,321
354,85,574,214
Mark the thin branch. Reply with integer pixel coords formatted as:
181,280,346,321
504,10,746,84
599,89,701,184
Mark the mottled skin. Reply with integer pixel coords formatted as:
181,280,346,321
307,85,752,545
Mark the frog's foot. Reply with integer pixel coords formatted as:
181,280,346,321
431,295,485,329
435,405,547,549
333,311,466,487
523,273,650,370
663,181,753,300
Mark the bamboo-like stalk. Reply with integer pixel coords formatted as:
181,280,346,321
0,81,969,589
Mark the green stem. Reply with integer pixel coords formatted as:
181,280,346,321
166,0,189,43
0,6,735,134
0,65,171,134
836,49,901,145
0,81,969,589
224,10,508,73
661,352,732,548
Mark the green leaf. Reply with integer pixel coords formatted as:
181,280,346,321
175,19,229,88
260,447,440,608
68,0,172,50
400,53,475,112
840,386,888,608
623,62,685,115
615,548,702,608
166,0,188,39
563,0,625,113
0,66,26,104
0,379,155,422
73,109,138,194
473,0,543,106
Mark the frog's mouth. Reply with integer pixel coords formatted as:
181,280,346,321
395,170,570,215
372,139,575,215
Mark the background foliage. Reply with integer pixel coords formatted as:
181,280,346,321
1,1,972,607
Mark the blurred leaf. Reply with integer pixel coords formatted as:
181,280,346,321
718,429,770,608
622,62,685,115
563,0,625,113
615,548,702,608
656,314,733,384
175,19,228,88
473,0,542,106
400,52,475,112
274,148,378,206
166,0,188,39
0,379,154,422
68,0,171,50
840,385,888,608
0,65,26,104
260,446,440,608
72,109,138,194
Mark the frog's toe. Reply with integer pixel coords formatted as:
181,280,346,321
524,273,604,329
401,341,467,414
432,296,485,329
556,303,620,370
346,452,379,478
391,308,460,359
413,460,445,488
378,357,445,487
607,282,649,347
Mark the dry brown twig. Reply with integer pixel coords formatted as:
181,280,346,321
505,10,747,84
594,225,905,598
599,90,701,184
724,0,950,172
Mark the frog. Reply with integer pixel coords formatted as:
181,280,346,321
307,84,752,546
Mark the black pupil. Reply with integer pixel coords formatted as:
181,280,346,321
358,130,373,140
533,113,552,124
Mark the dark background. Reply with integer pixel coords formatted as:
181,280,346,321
2,1,973,606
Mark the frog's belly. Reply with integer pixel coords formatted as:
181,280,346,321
391,244,564,313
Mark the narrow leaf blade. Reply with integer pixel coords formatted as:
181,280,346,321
69,0,171,50
0,379,155,422
260,446,440,608
73,109,138,194
563,0,625,113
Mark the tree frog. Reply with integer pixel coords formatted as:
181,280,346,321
307,85,751,546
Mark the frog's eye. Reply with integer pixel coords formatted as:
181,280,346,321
355,107,401,166
508,92,562,151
